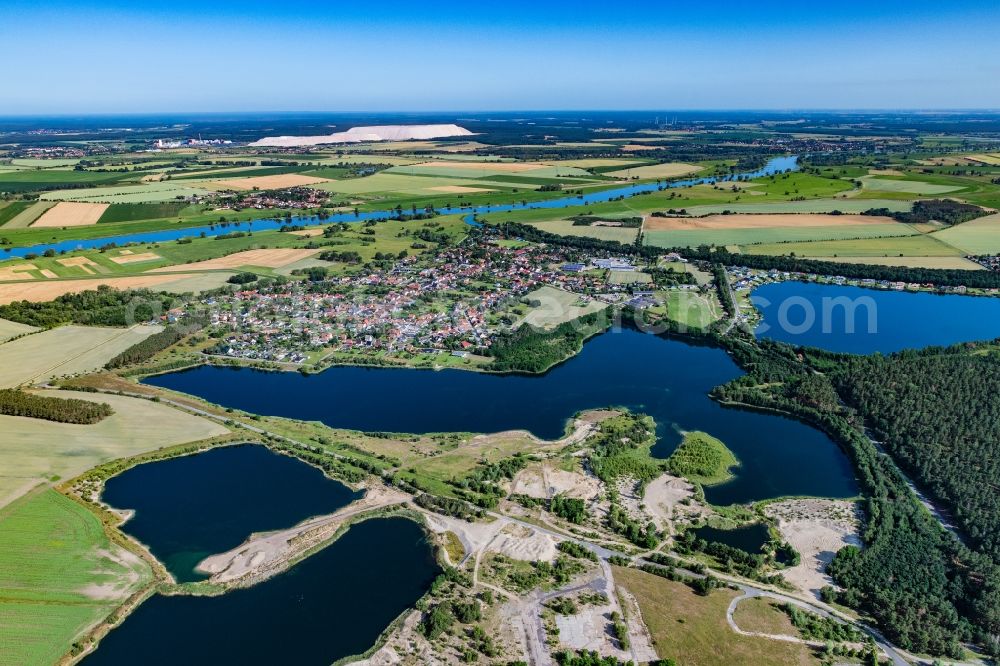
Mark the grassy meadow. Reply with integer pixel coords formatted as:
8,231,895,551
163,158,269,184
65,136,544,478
0,488,152,666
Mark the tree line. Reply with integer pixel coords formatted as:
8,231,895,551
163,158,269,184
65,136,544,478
0,389,113,424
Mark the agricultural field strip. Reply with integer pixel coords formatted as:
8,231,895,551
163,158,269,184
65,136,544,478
0,325,162,388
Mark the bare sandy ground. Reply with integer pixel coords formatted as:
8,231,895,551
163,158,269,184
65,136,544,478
0,264,38,281
31,201,108,227
251,124,473,147
109,252,161,264
56,256,99,274
510,463,602,501
644,213,895,231
0,274,199,304
210,173,331,190
487,523,558,563
150,248,320,272
764,499,861,599
427,185,496,193
197,484,410,585
643,472,708,533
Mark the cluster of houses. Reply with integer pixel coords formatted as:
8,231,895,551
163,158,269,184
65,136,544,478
210,186,330,211
201,239,614,364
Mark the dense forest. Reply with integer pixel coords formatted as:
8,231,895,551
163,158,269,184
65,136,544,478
486,309,610,373
0,287,175,328
0,389,113,424
864,199,988,226
711,333,1000,658
830,348,1000,561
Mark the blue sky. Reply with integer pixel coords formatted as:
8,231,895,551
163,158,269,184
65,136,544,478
3,1,998,113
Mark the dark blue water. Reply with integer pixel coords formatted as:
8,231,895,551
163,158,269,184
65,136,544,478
2,156,796,260
753,281,1000,354
102,445,360,582
693,523,771,554
83,517,439,666
145,328,857,505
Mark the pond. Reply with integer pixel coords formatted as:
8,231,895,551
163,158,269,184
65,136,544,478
145,328,858,506
752,281,1000,354
102,444,360,582
84,516,439,666
692,523,771,554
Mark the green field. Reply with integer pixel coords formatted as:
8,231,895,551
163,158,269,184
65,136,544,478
742,233,965,258
96,202,189,224
40,182,214,204
932,212,1000,254
528,219,639,243
681,198,913,216
1,201,56,229
0,389,229,507
643,223,917,249
518,285,608,330
0,487,152,666
859,176,963,195
0,201,34,227
650,290,722,329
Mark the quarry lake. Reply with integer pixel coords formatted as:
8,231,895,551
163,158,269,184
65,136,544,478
85,517,438,666
145,327,859,505
753,281,1000,354
102,444,360,582
90,445,438,666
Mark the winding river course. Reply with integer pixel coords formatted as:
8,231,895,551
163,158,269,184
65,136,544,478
87,445,439,666
1,156,798,259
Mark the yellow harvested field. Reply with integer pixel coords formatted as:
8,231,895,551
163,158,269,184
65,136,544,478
108,252,161,265
210,173,331,190
644,213,894,231
409,160,547,173
605,162,703,179
966,153,1000,165
30,202,109,228
150,248,320,272
39,270,58,279
0,264,38,282
0,390,228,508
0,274,199,305
428,185,496,193
620,144,658,152
0,318,36,343
287,228,325,237
56,256,98,274
0,324,162,388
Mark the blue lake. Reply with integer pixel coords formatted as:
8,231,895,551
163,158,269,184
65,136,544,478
145,328,858,506
102,444,360,582
752,281,1000,354
2,156,797,260
84,516,438,666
